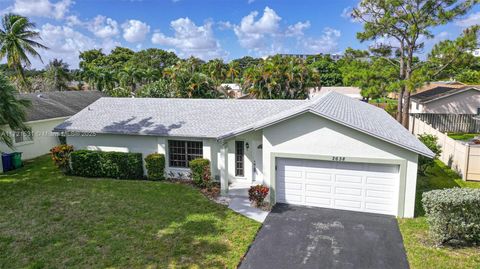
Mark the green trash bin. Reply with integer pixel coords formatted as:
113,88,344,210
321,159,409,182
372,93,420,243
12,152,22,169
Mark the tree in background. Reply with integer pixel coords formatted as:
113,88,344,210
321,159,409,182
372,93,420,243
353,0,477,127
0,73,30,148
307,55,343,86
45,59,71,91
339,50,398,100
0,13,47,86
242,55,320,99
137,79,174,98
127,48,178,71
426,26,480,83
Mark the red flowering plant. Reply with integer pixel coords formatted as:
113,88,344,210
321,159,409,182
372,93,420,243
50,144,74,174
248,184,269,207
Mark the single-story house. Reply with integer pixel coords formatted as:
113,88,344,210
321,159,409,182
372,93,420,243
0,91,103,162
309,87,362,100
54,91,433,218
410,85,480,114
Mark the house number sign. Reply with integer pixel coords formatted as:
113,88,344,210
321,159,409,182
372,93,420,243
332,156,346,162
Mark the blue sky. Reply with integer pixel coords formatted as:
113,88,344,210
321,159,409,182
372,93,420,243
0,0,479,69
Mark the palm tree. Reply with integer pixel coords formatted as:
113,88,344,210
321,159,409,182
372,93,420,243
0,73,30,148
226,61,240,83
45,58,70,91
0,13,47,83
118,66,144,93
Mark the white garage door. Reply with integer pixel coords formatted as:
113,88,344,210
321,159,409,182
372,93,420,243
276,158,400,216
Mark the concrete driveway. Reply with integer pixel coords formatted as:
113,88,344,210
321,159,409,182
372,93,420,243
239,204,409,269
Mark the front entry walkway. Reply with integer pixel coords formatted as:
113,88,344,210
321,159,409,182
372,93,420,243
227,182,269,223
239,204,409,269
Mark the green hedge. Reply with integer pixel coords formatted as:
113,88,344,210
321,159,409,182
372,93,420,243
422,188,480,245
145,153,165,180
189,158,211,187
71,150,144,179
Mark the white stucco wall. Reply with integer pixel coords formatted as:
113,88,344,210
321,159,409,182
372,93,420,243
422,89,480,114
67,134,221,179
261,112,419,217
0,117,67,161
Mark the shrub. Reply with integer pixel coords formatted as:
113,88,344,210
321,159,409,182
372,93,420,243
145,153,165,180
418,134,442,175
248,185,269,206
189,158,211,188
71,150,143,179
422,188,480,245
50,144,74,173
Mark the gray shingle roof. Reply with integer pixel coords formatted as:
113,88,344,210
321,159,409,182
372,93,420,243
54,92,434,157
20,91,104,122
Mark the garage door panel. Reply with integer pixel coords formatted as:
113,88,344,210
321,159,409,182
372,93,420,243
305,172,332,182
280,170,303,178
366,189,394,199
305,184,332,193
276,158,400,216
366,176,395,186
335,174,363,184
335,186,362,196
334,199,362,209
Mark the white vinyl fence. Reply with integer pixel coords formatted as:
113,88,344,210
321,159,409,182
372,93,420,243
410,116,480,181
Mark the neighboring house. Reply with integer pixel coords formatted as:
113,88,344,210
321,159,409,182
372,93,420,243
54,92,433,218
0,91,104,161
410,86,480,114
310,86,362,100
388,81,465,100
220,83,243,98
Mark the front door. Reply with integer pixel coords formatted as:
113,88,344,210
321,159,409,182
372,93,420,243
253,141,263,183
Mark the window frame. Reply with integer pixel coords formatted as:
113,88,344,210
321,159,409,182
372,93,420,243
235,141,245,177
168,140,203,168
13,130,33,145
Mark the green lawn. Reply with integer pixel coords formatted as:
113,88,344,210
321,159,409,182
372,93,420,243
398,160,480,269
0,155,260,269
447,133,478,141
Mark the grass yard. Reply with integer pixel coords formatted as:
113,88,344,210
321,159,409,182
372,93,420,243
447,133,478,141
0,155,261,269
398,160,480,269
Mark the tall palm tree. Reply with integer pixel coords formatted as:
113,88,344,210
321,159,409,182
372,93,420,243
45,58,70,91
0,73,30,148
0,13,47,83
118,66,144,93
226,61,240,83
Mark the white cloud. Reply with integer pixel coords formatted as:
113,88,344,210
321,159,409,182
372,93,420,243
285,21,310,37
33,23,119,69
456,12,480,27
88,15,119,39
151,17,225,60
9,0,72,20
233,6,282,50
65,15,83,26
121,19,150,43
341,7,353,20
301,27,341,54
